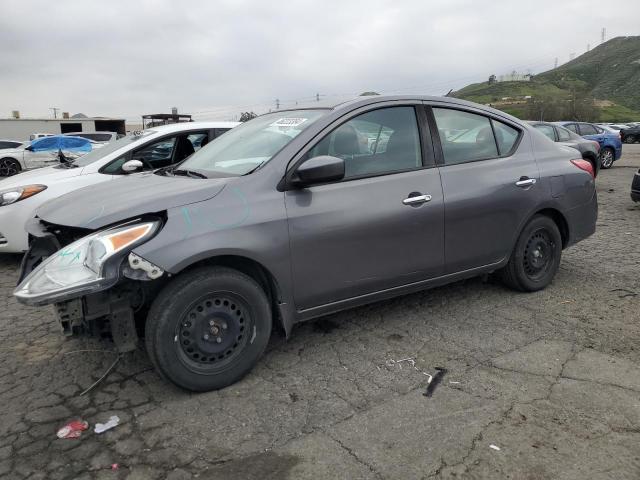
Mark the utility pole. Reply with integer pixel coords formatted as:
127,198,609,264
316,93,320,102
601,27,606,44
275,98,280,110
49,107,60,119
554,57,558,69
569,52,576,61
587,43,590,52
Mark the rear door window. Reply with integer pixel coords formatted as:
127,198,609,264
556,126,572,142
433,108,498,164
579,124,598,135
533,124,556,141
564,124,578,133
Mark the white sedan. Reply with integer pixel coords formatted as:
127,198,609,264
0,142,76,176
0,121,238,252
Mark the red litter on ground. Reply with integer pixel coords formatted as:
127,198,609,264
56,420,89,439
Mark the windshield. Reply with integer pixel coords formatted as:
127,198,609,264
72,131,155,166
177,110,327,176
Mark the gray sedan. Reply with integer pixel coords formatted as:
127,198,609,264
15,95,598,391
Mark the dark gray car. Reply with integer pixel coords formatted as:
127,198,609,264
14,96,598,391
528,121,601,176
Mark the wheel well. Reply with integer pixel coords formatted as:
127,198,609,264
178,255,285,334
536,208,569,248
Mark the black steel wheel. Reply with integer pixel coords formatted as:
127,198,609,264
625,135,636,144
522,229,555,282
177,293,251,370
0,158,21,177
500,215,562,292
145,266,272,391
600,147,614,169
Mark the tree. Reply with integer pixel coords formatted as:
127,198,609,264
359,91,380,96
239,111,257,122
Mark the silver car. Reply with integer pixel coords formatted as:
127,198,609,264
15,95,598,391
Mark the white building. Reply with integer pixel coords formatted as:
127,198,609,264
0,116,126,141
496,71,532,83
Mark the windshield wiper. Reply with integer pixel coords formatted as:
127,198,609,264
172,168,208,179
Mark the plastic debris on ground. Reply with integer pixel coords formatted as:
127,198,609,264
94,415,120,434
56,420,89,439
489,444,501,451
424,367,447,397
111,464,119,470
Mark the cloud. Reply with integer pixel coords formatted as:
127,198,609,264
0,0,636,120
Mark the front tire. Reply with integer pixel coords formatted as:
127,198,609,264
625,135,636,144
500,215,562,292
145,266,272,391
599,147,615,169
0,157,21,177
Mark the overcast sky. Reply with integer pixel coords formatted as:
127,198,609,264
1,0,637,121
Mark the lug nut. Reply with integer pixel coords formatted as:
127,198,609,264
209,320,215,326
222,322,228,330
203,334,209,340
216,337,222,343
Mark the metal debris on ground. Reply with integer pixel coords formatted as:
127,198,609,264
79,354,121,396
424,367,447,397
56,420,89,439
385,357,433,382
489,444,501,451
94,415,120,434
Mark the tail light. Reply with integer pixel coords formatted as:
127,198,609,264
571,159,595,178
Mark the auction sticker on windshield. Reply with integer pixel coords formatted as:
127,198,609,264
270,118,308,128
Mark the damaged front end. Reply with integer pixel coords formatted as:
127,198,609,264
15,216,167,352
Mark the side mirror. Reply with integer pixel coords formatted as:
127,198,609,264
121,159,143,173
292,155,345,187
24,145,33,151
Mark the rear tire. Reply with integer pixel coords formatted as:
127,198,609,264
599,147,614,169
500,215,562,292
145,266,272,391
625,135,636,144
0,158,21,177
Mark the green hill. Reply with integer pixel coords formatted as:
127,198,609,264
452,36,640,122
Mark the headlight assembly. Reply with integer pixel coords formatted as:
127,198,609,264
0,185,47,206
14,221,160,305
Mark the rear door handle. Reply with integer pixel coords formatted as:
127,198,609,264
403,194,432,205
515,178,536,188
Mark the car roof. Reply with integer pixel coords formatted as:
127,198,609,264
273,95,524,124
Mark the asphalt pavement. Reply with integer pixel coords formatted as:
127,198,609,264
1,145,639,479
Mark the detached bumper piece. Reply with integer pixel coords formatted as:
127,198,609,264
53,286,142,353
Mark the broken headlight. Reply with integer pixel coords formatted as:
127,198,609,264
14,221,160,305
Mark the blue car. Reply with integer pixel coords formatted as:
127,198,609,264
555,122,622,169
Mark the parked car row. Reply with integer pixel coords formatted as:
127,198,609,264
554,121,623,169
0,122,238,252
529,122,601,175
6,96,598,391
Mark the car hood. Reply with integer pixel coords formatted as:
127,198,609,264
0,165,82,188
35,171,228,230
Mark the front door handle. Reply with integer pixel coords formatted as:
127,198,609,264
403,194,432,205
515,178,536,188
